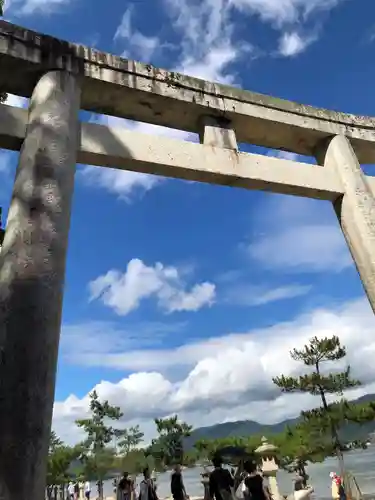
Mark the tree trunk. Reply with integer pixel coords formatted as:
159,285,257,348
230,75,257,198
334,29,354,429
315,363,345,479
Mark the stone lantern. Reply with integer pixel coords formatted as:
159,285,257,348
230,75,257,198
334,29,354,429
255,437,282,500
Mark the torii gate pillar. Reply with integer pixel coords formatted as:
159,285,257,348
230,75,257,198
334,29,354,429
0,70,80,500
317,135,375,313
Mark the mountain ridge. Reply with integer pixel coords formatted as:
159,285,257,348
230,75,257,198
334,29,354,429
186,393,375,446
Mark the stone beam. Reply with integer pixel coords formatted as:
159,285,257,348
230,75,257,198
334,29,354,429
1,21,375,163
0,103,345,200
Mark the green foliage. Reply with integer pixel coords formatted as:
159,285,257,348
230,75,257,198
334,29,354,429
291,336,346,365
50,430,64,452
273,336,361,397
274,424,335,468
82,448,117,481
47,432,82,485
274,367,360,396
75,391,127,497
116,425,144,454
76,390,124,453
116,448,151,474
272,335,375,473
0,0,3,17
146,415,192,468
193,435,261,465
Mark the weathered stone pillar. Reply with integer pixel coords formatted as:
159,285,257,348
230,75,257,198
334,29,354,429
317,135,375,313
0,71,81,500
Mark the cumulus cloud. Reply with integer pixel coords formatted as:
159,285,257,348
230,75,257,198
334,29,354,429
246,194,353,273
54,296,375,444
88,258,216,315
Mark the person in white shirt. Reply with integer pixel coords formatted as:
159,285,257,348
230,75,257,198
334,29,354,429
68,482,75,500
84,481,91,500
139,468,158,500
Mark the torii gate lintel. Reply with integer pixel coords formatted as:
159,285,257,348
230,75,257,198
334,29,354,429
0,20,375,500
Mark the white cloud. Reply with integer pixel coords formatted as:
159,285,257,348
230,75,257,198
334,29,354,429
5,0,71,15
54,296,375,444
79,164,161,202
224,283,312,306
230,0,343,27
246,195,352,273
84,0,344,199
89,258,216,315
165,0,252,83
114,7,161,62
278,31,316,57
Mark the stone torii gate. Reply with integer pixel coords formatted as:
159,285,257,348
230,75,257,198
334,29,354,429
0,19,375,500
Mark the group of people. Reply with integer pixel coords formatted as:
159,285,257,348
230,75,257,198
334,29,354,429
210,456,271,500
67,481,92,500
116,468,158,500
170,455,271,500
64,461,345,500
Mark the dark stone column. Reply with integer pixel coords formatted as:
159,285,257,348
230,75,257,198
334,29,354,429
0,70,81,500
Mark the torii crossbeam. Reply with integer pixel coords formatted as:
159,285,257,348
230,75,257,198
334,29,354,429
0,20,375,500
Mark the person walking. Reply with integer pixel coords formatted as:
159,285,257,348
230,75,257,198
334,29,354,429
73,482,79,500
330,472,346,500
118,472,133,500
68,483,75,500
209,455,234,500
84,481,91,500
139,468,158,500
171,464,187,500
242,461,271,500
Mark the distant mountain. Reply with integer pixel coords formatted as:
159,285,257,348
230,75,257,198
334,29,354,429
186,394,375,447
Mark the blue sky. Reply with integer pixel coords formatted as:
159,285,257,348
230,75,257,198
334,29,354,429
2,0,375,444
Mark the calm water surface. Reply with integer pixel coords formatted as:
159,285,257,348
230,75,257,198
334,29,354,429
102,447,375,499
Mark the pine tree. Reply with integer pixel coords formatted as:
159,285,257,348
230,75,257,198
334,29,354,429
76,390,125,499
147,415,192,468
272,335,363,477
116,425,144,454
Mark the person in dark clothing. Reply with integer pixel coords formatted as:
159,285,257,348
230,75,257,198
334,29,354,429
209,455,234,500
74,482,79,500
171,464,187,500
118,472,133,500
243,461,271,500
